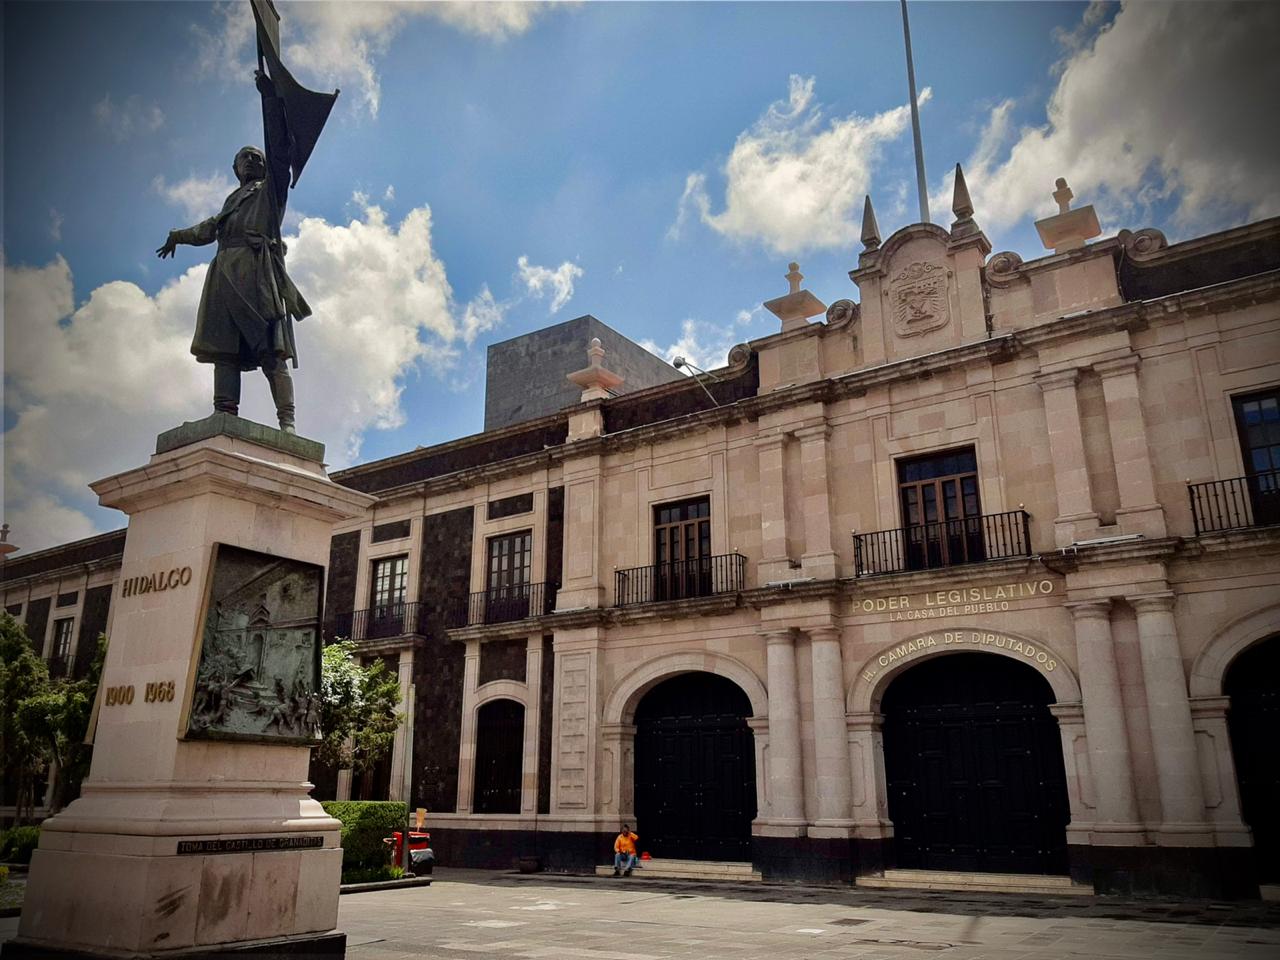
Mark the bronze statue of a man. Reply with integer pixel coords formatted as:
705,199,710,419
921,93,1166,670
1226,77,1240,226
157,72,310,434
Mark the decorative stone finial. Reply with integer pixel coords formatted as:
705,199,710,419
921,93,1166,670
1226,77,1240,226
566,336,623,402
764,261,827,333
0,523,9,543
1035,175,1101,254
952,163,974,221
860,195,881,251
0,523,16,559
1053,177,1073,214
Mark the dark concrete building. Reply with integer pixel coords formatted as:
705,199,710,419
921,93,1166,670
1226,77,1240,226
483,314,683,430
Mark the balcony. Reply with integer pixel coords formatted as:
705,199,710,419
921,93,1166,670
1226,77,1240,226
614,553,746,607
444,582,558,629
853,510,1032,577
1189,470,1280,535
328,601,428,642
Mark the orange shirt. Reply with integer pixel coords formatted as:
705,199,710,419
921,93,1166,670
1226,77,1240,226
614,831,638,855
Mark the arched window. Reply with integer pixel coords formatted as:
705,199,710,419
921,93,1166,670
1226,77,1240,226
473,699,524,814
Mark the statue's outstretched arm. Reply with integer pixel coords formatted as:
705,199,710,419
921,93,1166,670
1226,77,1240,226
157,216,219,258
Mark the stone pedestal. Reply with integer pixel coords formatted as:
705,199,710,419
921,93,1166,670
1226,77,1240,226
11,417,375,959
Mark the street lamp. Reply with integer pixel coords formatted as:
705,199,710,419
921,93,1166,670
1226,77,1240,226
671,357,721,408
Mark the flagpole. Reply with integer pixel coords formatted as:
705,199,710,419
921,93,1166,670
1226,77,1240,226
900,0,930,224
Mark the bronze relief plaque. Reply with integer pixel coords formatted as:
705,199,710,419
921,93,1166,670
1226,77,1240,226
184,543,323,745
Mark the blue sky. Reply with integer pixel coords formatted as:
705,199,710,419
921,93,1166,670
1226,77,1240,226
4,1,1278,551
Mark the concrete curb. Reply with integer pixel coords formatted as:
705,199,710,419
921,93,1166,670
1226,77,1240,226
340,876,433,895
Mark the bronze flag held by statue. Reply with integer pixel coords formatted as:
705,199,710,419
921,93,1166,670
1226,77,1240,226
157,0,338,434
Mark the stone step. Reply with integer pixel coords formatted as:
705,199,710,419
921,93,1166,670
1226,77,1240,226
857,868,1092,896
595,859,762,882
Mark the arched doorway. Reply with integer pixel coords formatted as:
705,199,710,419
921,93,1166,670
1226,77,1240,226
882,653,1069,875
1225,635,1280,883
473,698,524,814
634,673,756,861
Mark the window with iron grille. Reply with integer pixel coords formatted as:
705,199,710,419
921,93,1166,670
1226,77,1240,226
1232,388,1280,527
370,555,408,611
897,448,983,569
653,496,711,600
487,530,532,594
53,617,75,662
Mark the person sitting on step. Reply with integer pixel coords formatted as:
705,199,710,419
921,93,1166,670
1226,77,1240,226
612,824,639,877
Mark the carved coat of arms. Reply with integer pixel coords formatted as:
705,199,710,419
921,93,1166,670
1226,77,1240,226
890,261,949,337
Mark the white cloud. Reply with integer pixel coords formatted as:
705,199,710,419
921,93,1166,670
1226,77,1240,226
3,195,501,551
640,310,766,374
153,172,239,224
516,256,583,314
92,93,165,140
671,75,924,255
954,1,1280,235
196,1,560,117
47,208,63,242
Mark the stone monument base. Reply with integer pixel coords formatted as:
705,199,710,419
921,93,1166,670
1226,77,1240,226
7,416,375,959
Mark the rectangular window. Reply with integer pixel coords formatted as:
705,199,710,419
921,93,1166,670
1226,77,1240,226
52,617,75,668
56,591,78,608
371,519,412,543
653,496,711,600
4,603,22,618
896,448,984,569
487,531,532,593
488,493,534,520
485,531,533,622
1232,388,1280,526
370,555,408,611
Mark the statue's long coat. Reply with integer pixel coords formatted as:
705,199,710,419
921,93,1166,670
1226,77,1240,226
171,96,309,371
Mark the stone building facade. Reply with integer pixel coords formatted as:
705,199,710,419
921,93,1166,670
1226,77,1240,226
5,179,1279,898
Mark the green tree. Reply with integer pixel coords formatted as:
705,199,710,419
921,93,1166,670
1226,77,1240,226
15,634,106,812
0,613,50,823
315,640,402,775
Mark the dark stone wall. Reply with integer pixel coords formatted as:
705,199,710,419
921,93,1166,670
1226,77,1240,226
371,519,412,543
484,315,684,431
410,505,475,813
1119,230,1280,302
72,585,112,679
323,531,361,636
488,493,533,520
537,635,554,815
24,597,51,651
603,358,759,434
1071,843,1259,899
544,486,564,588
478,637,527,686
429,827,613,872
334,421,568,495
0,529,126,585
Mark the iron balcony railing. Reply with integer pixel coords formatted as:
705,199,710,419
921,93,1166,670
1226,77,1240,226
614,552,746,607
853,509,1032,577
327,601,428,642
1189,470,1280,535
444,581,558,629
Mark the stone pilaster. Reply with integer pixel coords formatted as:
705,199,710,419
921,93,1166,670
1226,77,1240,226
1130,592,1211,844
388,646,416,802
1065,599,1145,843
846,712,891,837
761,629,805,833
1034,368,1101,546
1096,355,1166,537
795,425,839,581
807,627,853,831
455,637,482,813
755,434,794,583
557,454,604,609
1188,696,1253,847
599,722,635,819
522,640,543,814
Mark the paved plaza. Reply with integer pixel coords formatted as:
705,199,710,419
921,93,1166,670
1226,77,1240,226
337,869,1279,960
5,867,1280,958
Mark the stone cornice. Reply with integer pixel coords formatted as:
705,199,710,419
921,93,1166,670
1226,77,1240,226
1,556,123,594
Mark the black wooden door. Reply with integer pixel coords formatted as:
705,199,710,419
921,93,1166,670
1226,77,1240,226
634,673,756,861
473,698,524,814
1225,635,1280,883
882,653,1070,875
